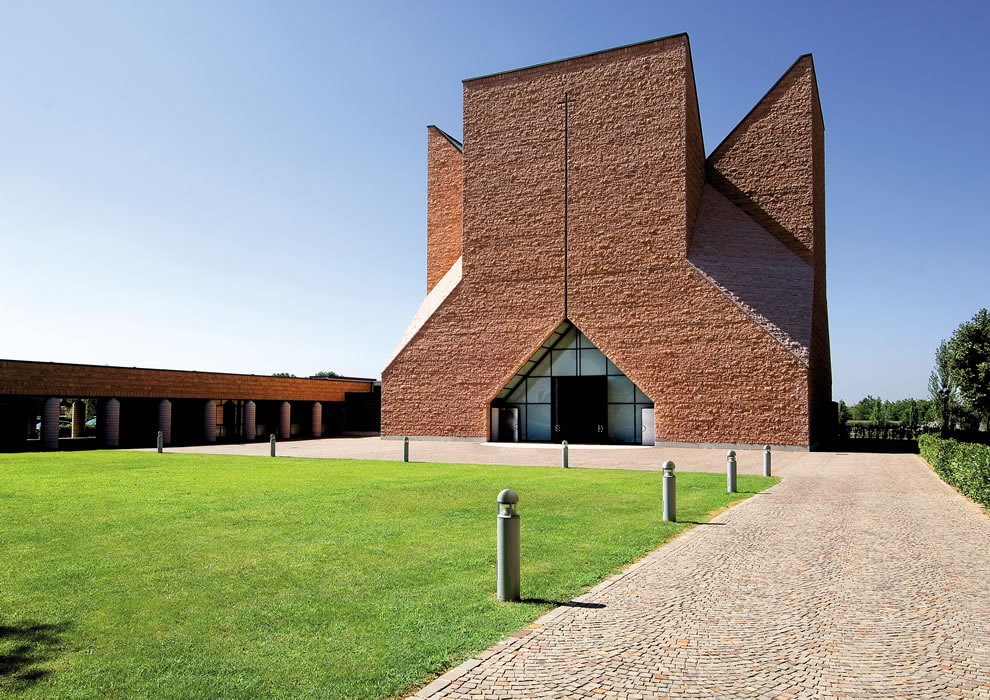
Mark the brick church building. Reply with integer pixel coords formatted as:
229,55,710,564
383,34,831,448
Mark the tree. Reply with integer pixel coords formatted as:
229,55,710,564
851,395,885,423
947,308,990,430
870,398,888,426
837,400,851,424
904,399,918,429
851,395,876,422
929,340,957,436
314,370,340,378
272,372,297,378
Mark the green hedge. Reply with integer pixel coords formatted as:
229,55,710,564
919,434,990,510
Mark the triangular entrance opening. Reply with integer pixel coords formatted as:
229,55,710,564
490,321,654,444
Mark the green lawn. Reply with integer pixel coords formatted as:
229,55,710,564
0,452,777,698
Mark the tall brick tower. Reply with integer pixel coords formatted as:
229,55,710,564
383,34,831,448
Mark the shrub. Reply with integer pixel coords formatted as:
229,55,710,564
918,434,990,510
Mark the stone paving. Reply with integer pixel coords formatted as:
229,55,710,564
411,451,990,699
148,439,990,698
146,435,802,474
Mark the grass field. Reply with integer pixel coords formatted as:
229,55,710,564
0,452,777,698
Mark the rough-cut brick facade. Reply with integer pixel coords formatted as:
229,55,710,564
0,360,374,402
383,35,831,448
426,126,463,293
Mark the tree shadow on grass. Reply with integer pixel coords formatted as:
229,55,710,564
0,621,68,691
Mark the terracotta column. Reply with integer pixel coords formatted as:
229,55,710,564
158,399,172,446
71,400,85,438
204,400,217,443
104,399,120,447
279,401,291,439
242,400,256,441
311,402,322,438
41,397,59,450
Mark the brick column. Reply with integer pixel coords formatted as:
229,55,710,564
279,401,291,439
204,400,217,443
104,398,120,447
158,399,172,446
242,400,256,441
311,402,322,438
41,397,59,450
71,400,85,438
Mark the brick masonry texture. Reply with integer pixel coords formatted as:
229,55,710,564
705,56,822,268
426,126,463,293
383,35,830,447
413,451,990,699
688,184,812,363
0,359,374,402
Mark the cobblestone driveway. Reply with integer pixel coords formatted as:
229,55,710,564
413,452,990,699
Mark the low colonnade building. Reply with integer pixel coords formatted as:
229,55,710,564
0,359,379,452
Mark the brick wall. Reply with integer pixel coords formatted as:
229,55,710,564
0,360,375,403
426,126,463,293
705,56,821,266
383,35,828,447
808,81,833,445
684,39,705,250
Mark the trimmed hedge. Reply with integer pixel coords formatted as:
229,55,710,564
918,434,990,510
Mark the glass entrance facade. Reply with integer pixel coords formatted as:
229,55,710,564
491,321,654,444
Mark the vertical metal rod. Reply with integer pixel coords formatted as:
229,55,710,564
562,440,568,468
270,433,276,457
157,430,163,454
563,92,568,317
557,92,574,318
727,450,737,493
763,444,772,477
403,436,409,463
662,461,676,522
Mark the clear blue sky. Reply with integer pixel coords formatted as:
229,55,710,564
1,0,987,403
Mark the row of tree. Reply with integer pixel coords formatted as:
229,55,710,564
271,371,340,378
928,308,989,435
837,308,988,435
837,396,934,428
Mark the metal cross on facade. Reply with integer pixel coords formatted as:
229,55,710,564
557,92,577,317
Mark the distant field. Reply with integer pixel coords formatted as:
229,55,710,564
0,452,777,698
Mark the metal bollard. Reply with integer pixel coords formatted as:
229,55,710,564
270,433,276,457
727,450,737,493
562,440,568,468
763,444,772,477
403,436,409,463
496,489,520,602
157,430,163,454
662,460,676,522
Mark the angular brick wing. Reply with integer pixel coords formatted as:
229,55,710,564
383,37,831,448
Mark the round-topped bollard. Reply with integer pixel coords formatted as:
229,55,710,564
727,450,737,493
496,489,520,601
662,460,676,522
763,444,772,477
